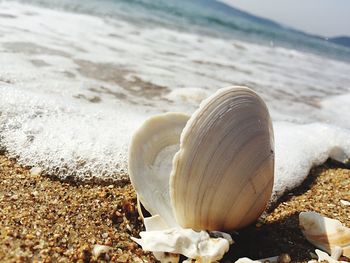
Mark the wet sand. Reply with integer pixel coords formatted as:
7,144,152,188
0,154,349,262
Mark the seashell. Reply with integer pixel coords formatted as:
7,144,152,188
340,200,350,206
132,216,232,262
129,112,189,227
234,256,279,263
128,86,274,261
170,86,274,231
299,212,350,258
309,249,348,263
129,86,274,231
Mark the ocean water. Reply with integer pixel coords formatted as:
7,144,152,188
0,0,349,199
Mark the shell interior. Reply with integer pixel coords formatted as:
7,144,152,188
128,112,189,227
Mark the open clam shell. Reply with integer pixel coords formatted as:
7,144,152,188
129,86,274,232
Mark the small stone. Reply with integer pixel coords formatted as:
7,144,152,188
118,253,129,263
10,194,18,200
339,255,350,261
132,257,144,263
309,252,318,259
255,222,263,228
277,253,291,263
25,234,35,240
126,223,132,232
92,244,111,258
79,247,91,261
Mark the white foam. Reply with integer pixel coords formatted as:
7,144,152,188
319,93,350,130
273,122,350,200
0,2,350,196
0,85,150,180
166,87,210,103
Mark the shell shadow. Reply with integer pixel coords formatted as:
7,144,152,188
223,212,315,262
268,158,348,212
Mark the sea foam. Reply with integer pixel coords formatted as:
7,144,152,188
273,122,350,200
0,2,350,199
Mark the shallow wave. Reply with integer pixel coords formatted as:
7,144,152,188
0,2,350,198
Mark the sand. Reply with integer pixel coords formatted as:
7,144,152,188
0,155,153,262
0,154,349,262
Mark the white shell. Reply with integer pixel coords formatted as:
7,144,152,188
299,212,350,257
129,112,189,227
132,215,232,262
129,86,274,232
309,249,348,263
235,256,279,263
171,86,274,231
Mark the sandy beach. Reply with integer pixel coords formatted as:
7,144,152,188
0,153,349,262
1,1,350,262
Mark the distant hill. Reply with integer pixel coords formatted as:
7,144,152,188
203,0,285,29
213,0,350,49
329,37,350,48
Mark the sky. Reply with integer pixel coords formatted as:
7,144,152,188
218,0,350,37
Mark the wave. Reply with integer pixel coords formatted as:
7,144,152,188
0,1,349,200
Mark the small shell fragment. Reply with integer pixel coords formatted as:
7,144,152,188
299,212,350,257
235,258,261,263
131,216,232,262
30,166,42,176
308,249,348,263
234,256,279,263
340,200,350,206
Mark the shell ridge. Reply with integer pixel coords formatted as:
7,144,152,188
195,97,273,229
169,88,238,227
197,115,269,228
201,132,273,229
219,143,274,229
228,165,274,229
173,88,246,227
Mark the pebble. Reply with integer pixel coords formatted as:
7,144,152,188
92,244,111,258
277,253,291,263
10,194,19,200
